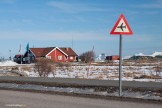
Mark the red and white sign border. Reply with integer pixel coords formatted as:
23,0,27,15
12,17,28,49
110,14,133,35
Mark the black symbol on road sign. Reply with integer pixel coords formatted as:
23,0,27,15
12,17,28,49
117,23,126,31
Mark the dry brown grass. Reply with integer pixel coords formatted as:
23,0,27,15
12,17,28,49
124,72,134,78
95,74,105,79
155,93,162,97
134,75,161,79
20,66,32,72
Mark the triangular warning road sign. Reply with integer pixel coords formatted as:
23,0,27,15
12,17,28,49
110,14,133,35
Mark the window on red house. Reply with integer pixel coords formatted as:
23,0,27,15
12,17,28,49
58,56,62,60
70,56,73,60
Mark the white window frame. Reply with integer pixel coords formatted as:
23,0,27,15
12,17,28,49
58,56,62,60
46,56,51,59
70,56,73,60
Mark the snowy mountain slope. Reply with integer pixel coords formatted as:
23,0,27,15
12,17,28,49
124,51,162,59
150,51,162,57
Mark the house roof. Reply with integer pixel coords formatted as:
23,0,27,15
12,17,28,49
29,47,77,57
30,47,54,57
59,48,78,56
42,47,55,56
14,54,23,58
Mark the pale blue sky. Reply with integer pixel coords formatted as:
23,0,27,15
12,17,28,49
0,0,162,58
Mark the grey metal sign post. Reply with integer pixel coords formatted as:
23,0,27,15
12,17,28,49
119,34,122,96
110,14,133,97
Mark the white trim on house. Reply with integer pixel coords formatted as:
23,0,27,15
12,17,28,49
46,47,68,57
29,49,36,57
45,47,56,57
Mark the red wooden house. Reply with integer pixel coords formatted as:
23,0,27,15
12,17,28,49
23,47,78,63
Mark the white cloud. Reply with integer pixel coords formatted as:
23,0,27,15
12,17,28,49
0,31,108,41
47,1,105,13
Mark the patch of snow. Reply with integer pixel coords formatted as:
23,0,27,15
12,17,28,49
0,62,162,82
150,51,162,57
0,60,17,66
24,71,39,77
134,51,162,57
55,73,69,78
123,56,131,59
135,53,145,56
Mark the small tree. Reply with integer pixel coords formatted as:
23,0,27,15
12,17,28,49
79,51,95,63
34,58,55,77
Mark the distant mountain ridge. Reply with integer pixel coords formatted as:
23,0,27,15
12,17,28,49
124,51,162,59
151,51,162,57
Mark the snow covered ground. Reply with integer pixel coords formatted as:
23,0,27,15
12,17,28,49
0,61,162,82
0,60,18,66
0,61,162,100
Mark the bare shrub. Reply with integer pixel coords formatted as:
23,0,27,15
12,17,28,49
65,62,72,73
79,51,95,63
61,62,72,72
56,62,65,67
34,58,55,77
55,62,72,72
